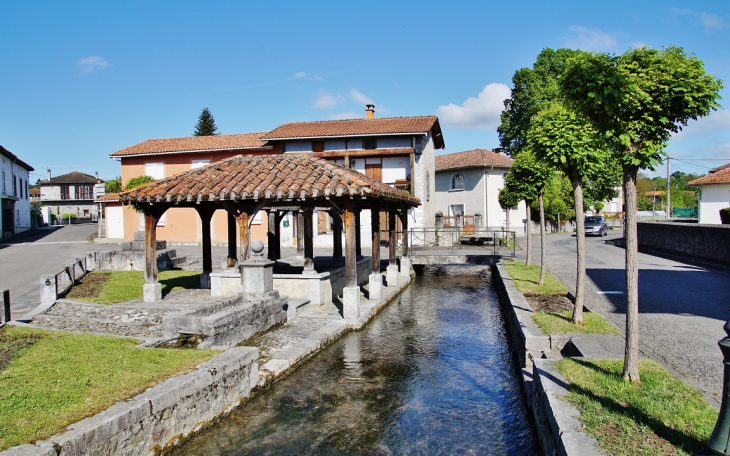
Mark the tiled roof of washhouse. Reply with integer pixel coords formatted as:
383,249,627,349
435,149,513,172
119,154,420,206
109,132,272,157
262,116,445,149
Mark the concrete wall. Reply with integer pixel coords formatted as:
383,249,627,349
697,184,730,224
638,221,730,264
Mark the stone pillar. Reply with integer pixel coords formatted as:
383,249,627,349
456,211,464,228
435,211,444,228
369,273,383,300
40,275,56,305
143,211,161,302
343,203,359,320
399,257,412,281
474,212,482,228
238,240,275,299
196,207,215,289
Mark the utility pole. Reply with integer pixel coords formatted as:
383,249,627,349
666,157,671,221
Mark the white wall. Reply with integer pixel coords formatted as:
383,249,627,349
0,154,32,234
698,185,730,224
106,205,124,238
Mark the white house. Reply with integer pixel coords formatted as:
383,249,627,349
39,171,103,223
688,163,730,224
434,149,525,231
0,145,34,238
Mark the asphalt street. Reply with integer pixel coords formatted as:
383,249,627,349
517,231,730,406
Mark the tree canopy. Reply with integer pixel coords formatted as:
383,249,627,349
124,175,156,191
105,177,122,194
193,107,220,136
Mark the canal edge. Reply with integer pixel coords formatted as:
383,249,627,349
493,262,606,456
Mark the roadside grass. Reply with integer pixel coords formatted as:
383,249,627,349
67,270,200,304
533,311,619,335
556,358,718,456
0,326,217,451
502,260,567,295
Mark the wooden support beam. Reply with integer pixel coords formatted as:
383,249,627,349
195,207,216,276
144,212,160,284
401,207,409,257
296,210,304,257
344,203,357,288
355,210,361,258
332,210,343,260
388,207,396,265
303,207,314,259
227,212,237,265
267,210,278,261
236,212,250,261
371,207,380,273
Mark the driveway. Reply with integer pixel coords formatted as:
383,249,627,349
0,225,108,317
517,231,730,405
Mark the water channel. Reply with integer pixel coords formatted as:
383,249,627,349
175,265,540,455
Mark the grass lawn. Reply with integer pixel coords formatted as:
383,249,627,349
533,311,620,335
0,326,217,451
66,270,200,304
556,358,718,456
502,260,567,295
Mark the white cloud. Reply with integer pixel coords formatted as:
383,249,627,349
292,71,324,81
292,71,308,79
77,56,111,75
701,12,727,29
436,83,511,130
312,92,345,109
674,110,730,140
330,112,362,120
566,25,618,52
350,89,374,106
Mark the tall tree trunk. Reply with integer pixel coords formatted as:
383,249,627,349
539,193,546,286
525,200,532,266
622,164,641,382
572,179,586,325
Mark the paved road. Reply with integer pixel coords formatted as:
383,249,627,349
517,231,730,406
0,225,109,317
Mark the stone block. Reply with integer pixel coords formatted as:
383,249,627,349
143,283,161,302
40,274,56,305
399,257,412,279
0,443,56,456
343,286,360,320
200,272,210,289
369,273,383,300
386,264,399,288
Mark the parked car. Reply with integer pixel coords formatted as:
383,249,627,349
584,216,608,236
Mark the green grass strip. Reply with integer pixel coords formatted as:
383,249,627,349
502,260,567,295
556,358,718,456
0,326,217,450
533,311,619,335
76,270,200,304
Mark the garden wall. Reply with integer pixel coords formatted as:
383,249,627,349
637,221,730,265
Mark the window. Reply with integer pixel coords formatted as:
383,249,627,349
192,159,210,169
312,141,324,153
77,185,91,199
13,175,17,196
1,169,5,194
363,138,377,150
145,162,165,180
450,172,465,191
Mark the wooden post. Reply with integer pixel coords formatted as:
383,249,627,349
388,207,396,264
195,207,215,285
332,210,343,260
296,210,304,257
227,212,237,265
144,212,158,285
267,210,278,261
344,204,357,288
355,210,362,258
371,207,380,273
2,289,10,323
401,206,409,257
303,207,314,259
236,212,250,261
273,211,283,260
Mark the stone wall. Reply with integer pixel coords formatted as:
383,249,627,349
0,347,259,456
638,221,730,265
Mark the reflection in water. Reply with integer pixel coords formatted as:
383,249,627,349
175,266,540,455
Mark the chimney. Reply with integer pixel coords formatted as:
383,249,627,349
365,104,375,119
47,168,51,180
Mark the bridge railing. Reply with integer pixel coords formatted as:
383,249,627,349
408,228,516,257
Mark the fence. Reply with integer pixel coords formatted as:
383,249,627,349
409,228,516,257
40,253,95,305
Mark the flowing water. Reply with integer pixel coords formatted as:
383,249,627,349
175,265,540,455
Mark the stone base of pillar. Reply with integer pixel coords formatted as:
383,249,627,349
143,283,162,303
399,258,412,280
386,264,399,288
343,286,360,320
369,273,383,300
200,273,211,289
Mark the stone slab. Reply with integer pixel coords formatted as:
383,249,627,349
562,334,639,360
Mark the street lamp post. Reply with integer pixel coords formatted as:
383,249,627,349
708,309,730,455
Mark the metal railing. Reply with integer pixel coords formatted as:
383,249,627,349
408,228,516,257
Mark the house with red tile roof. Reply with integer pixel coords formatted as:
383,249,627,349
688,164,730,224
39,171,103,223
0,145,34,238
434,149,525,231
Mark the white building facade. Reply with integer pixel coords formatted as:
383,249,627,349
0,146,34,238
689,164,730,224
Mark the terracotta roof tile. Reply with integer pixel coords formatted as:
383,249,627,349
709,163,730,173
688,166,730,186
0,145,34,171
119,154,420,206
110,132,272,157
262,116,445,149
41,171,99,185
96,192,122,202
435,149,513,172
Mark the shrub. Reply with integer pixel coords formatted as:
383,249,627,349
60,213,77,219
720,208,730,224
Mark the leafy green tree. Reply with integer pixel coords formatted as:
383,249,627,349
105,177,122,194
528,103,616,324
193,107,220,136
124,175,156,191
561,46,723,381
499,48,584,157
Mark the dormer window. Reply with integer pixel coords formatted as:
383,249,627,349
450,172,464,191
363,138,377,150
312,141,324,153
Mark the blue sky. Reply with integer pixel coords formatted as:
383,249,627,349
1,1,729,182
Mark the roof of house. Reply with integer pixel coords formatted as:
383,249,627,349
0,145,34,171
688,166,730,186
95,192,122,203
41,171,99,185
261,116,445,149
435,149,513,172
109,132,272,157
119,154,420,206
